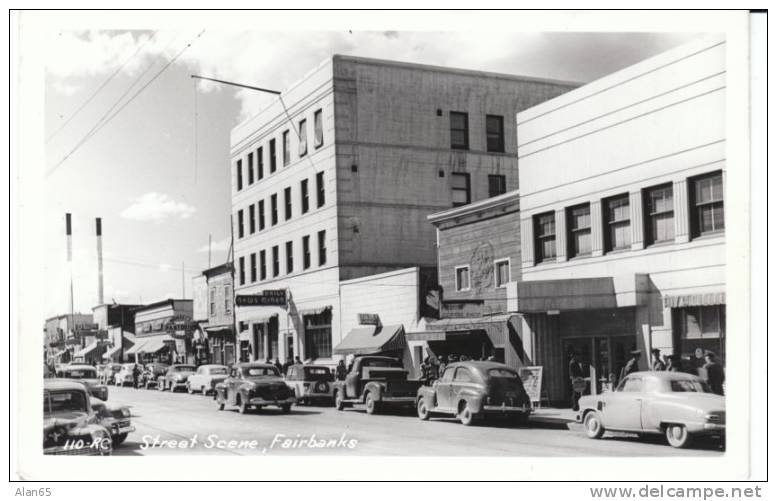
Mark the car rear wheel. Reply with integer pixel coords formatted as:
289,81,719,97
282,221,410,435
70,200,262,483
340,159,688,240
280,404,292,413
238,396,249,414
365,392,379,415
113,433,128,446
334,390,345,411
665,424,692,448
187,383,193,394
584,411,605,439
458,401,475,426
158,380,164,391
417,398,430,421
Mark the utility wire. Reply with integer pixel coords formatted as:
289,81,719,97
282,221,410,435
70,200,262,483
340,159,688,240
48,29,206,177
46,31,158,143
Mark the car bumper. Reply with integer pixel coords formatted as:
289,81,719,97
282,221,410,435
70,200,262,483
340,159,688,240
248,396,296,406
44,445,107,456
170,381,187,389
483,405,532,414
379,396,417,403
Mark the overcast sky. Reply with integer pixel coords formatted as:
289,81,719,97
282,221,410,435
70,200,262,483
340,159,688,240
42,29,697,316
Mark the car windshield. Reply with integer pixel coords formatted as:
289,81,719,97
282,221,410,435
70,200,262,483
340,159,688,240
61,369,97,379
44,390,88,414
174,366,196,372
209,367,228,375
243,367,279,377
670,379,713,393
362,359,401,368
305,367,334,380
488,368,518,378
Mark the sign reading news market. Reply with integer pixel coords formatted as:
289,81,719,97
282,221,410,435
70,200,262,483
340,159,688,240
236,289,287,307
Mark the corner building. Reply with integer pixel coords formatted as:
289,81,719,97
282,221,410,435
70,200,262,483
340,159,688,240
230,55,576,366
511,36,727,403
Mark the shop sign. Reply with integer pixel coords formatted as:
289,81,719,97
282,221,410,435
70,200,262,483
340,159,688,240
236,290,287,307
75,323,98,331
663,292,726,308
519,366,543,404
165,315,196,337
357,313,381,325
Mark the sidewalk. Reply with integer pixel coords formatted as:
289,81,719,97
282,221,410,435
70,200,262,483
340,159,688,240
528,406,581,430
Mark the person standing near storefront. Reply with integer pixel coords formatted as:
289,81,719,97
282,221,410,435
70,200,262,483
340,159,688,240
568,352,585,411
619,349,642,382
335,360,347,381
651,349,666,371
704,351,725,395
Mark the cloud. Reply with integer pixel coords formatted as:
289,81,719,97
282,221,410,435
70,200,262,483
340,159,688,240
196,237,231,254
120,192,196,223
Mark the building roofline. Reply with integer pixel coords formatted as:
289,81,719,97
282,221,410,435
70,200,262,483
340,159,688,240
427,189,520,225
202,262,233,277
133,298,192,313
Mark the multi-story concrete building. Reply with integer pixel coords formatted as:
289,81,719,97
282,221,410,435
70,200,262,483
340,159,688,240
510,36,726,403
230,55,576,365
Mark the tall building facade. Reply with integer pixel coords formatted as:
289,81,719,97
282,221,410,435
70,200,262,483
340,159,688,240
230,55,576,365
510,36,726,402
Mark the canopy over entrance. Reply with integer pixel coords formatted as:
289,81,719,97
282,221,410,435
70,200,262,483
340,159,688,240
333,324,406,355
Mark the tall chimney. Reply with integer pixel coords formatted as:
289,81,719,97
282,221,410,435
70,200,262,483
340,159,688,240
96,217,104,305
66,213,74,318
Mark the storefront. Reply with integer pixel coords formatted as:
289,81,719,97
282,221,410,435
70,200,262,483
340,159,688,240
667,293,726,372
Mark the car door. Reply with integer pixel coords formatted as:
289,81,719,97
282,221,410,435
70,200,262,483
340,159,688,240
227,368,240,405
435,367,456,411
602,375,645,431
451,367,477,408
345,363,360,398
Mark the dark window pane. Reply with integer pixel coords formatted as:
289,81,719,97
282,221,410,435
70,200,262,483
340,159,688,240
486,115,504,153
450,111,469,150
314,109,324,148
298,119,307,157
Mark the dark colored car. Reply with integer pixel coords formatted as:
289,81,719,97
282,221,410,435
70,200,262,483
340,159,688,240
285,364,335,405
159,364,197,392
56,364,109,401
333,355,422,415
43,380,112,456
416,361,532,426
215,363,296,414
143,362,169,389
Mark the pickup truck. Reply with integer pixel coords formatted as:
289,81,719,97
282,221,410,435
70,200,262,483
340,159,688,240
333,356,422,415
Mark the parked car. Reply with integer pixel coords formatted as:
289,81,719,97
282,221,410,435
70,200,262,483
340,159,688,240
333,355,422,415
98,363,122,385
186,364,229,395
88,396,135,446
215,362,295,414
416,361,532,426
114,363,139,387
142,362,169,389
43,380,112,456
285,364,336,405
56,364,109,401
576,371,726,448
158,364,197,392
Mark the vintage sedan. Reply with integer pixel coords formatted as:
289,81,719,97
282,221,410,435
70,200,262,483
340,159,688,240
215,363,296,414
285,364,335,405
158,364,197,392
142,362,169,389
56,364,109,401
186,364,229,395
89,396,135,446
114,363,139,387
43,380,112,456
416,361,532,426
577,371,725,448
98,363,123,385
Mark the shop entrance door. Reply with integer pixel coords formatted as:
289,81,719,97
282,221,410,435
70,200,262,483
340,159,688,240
267,316,279,361
563,335,636,393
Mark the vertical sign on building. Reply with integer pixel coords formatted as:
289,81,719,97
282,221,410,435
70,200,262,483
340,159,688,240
66,213,74,320
96,217,104,305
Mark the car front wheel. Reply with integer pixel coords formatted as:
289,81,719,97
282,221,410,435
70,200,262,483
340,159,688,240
665,424,692,448
459,402,476,426
238,396,249,414
113,433,128,446
417,398,430,420
365,392,379,415
334,390,345,411
584,411,605,439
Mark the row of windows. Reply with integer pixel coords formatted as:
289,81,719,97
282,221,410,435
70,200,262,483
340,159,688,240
451,173,507,208
236,171,326,239
237,230,327,286
236,108,324,192
449,112,505,153
532,171,724,264
454,258,511,292
208,285,232,317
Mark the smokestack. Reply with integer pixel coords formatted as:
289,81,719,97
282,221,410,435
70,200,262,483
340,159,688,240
66,213,74,321
96,217,104,305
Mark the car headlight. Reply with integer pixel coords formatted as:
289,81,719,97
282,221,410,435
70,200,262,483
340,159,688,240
121,408,131,418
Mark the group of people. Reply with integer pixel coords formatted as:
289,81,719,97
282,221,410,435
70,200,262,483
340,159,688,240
262,356,303,376
569,348,726,410
418,354,496,385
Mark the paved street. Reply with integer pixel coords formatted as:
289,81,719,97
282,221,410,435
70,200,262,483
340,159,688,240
107,386,724,457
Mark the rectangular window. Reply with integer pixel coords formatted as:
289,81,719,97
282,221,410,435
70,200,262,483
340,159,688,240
250,253,257,283
224,285,231,314
284,186,292,221
247,152,254,185
237,210,244,239
257,147,264,180
690,171,724,237
494,259,510,288
317,230,327,266
488,174,506,198
455,266,470,291
209,288,215,317
236,159,243,191
302,235,311,270
238,256,245,285
450,111,469,150
451,172,471,207
259,250,267,280
285,241,293,274
603,194,631,252
298,119,308,157
566,203,592,258
314,109,324,148
304,310,332,359
282,130,290,166
269,139,277,173
270,194,278,226
258,200,265,231
486,115,505,153
301,179,310,214
272,246,279,277
534,212,556,263
316,171,325,208
249,205,256,234
643,183,674,245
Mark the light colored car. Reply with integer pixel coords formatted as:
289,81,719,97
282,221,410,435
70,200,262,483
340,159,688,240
114,363,139,387
158,364,197,392
577,371,725,448
186,364,229,395
285,364,335,405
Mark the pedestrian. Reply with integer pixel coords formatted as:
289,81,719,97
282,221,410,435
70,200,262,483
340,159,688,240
335,360,347,381
568,352,585,411
420,356,433,385
703,351,725,395
282,358,293,375
132,363,141,389
437,358,447,378
619,349,642,382
651,349,666,371
294,356,302,365
665,354,679,372
274,357,283,374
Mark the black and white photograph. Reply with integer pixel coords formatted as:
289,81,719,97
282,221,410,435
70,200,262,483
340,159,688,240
9,7,768,490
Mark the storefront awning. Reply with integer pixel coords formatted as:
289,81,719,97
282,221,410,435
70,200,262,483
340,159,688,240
298,305,332,317
124,338,148,356
138,335,174,354
407,313,516,347
74,341,99,358
102,345,121,359
48,349,67,362
333,324,406,355
516,277,618,312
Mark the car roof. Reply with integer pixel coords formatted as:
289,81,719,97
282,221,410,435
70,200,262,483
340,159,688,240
61,364,96,370
199,364,228,369
44,379,89,391
235,362,277,369
446,361,515,371
626,370,705,381
172,364,197,368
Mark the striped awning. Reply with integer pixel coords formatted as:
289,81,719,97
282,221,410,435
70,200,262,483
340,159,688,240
406,314,517,348
334,324,406,355
102,344,121,359
74,341,99,358
298,305,332,317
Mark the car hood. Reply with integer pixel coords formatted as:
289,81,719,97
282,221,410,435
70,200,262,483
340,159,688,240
243,377,286,388
44,413,89,428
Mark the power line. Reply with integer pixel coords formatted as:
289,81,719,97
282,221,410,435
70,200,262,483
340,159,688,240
46,31,158,143
48,29,206,177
